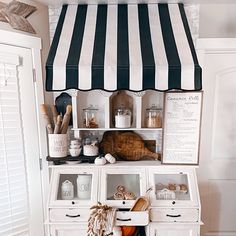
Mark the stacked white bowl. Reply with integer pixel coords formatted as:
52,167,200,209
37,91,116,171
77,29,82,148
69,140,81,157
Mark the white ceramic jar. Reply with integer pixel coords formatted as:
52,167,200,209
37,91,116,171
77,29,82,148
77,175,91,199
61,180,74,200
48,134,68,158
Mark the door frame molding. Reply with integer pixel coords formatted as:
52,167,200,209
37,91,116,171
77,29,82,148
0,30,49,235
196,38,236,53
196,38,236,236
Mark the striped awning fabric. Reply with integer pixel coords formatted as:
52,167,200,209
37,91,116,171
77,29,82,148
46,4,202,92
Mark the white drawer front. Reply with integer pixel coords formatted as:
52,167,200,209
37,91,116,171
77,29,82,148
49,208,90,222
150,208,199,222
115,211,149,226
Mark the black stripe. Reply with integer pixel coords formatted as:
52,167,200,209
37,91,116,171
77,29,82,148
92,5,107,89
178,3,202,90
46,5,67,91
66,5,87,89
117,4,130,90
138,4,155,90
158,4,181,90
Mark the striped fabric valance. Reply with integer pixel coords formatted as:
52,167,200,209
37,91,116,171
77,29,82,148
46,4,202,92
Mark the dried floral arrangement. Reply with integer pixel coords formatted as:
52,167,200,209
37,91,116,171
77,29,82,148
0,0,37,34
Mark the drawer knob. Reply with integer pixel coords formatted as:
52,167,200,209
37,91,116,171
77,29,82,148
166,214,181,218
172,201,176,205
66,214,81,218
72,201,75,205
116,218,131,221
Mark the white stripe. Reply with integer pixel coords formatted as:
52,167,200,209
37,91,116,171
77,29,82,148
104,5,117,91
53,5,78,90
128,5,142,91
148,5,168,90
78,5,97,90
168,4,195,90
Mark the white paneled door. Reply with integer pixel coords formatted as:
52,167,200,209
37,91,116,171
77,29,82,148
0,44,44,236
197,39,236,236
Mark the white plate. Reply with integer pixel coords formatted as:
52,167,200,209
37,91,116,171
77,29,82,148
66,160,81,165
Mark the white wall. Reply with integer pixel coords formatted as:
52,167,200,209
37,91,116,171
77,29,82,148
199,4,236,38
0,0,52,104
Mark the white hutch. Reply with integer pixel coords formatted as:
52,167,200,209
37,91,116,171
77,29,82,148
45,3,203,236
46,90,202,236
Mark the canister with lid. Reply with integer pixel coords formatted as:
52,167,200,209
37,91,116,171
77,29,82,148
77,174,92,199
61,180,74,200
83,105,99,128
115,106,132,128
145,105,162,128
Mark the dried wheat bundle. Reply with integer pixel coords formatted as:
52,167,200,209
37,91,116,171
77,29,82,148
87,202,116,236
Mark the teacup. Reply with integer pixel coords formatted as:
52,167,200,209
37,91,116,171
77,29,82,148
69,148,81,157
71,140,80,145
70,144,81,149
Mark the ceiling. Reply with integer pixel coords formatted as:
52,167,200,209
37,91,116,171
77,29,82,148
33,0,236,6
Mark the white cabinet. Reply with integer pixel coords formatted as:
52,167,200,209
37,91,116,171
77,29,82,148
148,167,199,208
50,224,87,236
48,167,98,207
149,223,200,236
100,167,147,208
46,162,201,235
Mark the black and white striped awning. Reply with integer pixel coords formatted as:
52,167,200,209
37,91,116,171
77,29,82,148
46,4,202,92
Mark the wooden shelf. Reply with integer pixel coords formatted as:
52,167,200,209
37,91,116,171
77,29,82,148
72,128,163,131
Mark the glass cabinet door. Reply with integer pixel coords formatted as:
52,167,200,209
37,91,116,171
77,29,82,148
49,167,98,207
149,168,199,207
100,168,146,208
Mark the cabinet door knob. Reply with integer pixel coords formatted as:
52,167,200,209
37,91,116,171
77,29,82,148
166,214,181,218
66,214,81,218
116,218,131,221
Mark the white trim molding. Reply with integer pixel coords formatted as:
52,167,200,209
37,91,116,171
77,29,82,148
196,38,236,52
0,29,42,50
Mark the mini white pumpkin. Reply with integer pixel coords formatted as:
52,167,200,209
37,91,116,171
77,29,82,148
105,153,116,164
94,156,106,165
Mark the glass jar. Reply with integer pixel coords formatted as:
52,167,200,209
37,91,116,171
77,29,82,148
83,105,99,128
115,106,132,128
145,105,162,128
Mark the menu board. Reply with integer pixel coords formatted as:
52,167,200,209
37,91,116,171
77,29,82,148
162,92,202,165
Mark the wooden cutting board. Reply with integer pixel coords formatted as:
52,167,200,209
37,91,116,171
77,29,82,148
100,131,161,161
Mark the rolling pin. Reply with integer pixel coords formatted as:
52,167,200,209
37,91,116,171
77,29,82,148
51,105,58,126
60,105,72,134
54,115,62,134
40,104,53,134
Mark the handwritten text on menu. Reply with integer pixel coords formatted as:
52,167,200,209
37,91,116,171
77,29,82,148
162,92,202,164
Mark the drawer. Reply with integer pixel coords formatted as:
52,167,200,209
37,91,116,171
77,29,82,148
150,208,199,222
49,208,90,222
115,211,149,226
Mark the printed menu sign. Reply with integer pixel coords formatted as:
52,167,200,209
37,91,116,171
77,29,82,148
162,92,202,164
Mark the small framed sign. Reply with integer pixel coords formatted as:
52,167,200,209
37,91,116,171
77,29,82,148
162,91,203,165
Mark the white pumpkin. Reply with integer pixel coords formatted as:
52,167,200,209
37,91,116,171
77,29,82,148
94,156,106,165
105,153,116,164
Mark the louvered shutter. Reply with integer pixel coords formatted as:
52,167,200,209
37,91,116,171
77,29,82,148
0,54,30,236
